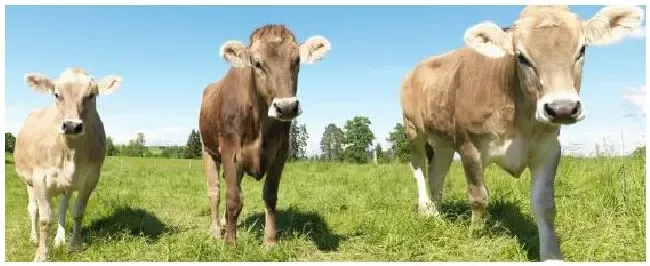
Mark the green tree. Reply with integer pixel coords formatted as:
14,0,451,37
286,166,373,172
320,123,344,161
5,132,16,153
162,145,186,159
123,133,148,157
387,123,410,163
288,121,308,161
106,137,118,156
342,116,375,163
374,143,391,164
184,129,203,159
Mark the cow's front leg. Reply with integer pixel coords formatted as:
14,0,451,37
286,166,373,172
54,193,71,248
530,139,563,261
222,135,244,245
70,168,100,251
262,137,288,246
33,171,52,262
203,149,223,240
458,140,488,227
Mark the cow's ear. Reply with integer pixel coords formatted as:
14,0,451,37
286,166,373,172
219,40,251,67
582,6,644,45
25,73,55,93
98,75,122,95
300,35,331,64
464,21,513,58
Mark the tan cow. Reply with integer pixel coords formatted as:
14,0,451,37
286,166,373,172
199,24,330,245
400,5,643,261
14,68,122,261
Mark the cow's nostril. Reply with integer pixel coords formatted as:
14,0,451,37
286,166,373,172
274,103,282,114
571,101,581,116
544,103,555,117
74,123,83,133
292,104,299,114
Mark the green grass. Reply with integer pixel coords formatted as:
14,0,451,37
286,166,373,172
4,153,645,261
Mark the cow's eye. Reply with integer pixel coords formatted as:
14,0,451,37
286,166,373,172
86,92,96,100
254,61,263,69
54,92,61,100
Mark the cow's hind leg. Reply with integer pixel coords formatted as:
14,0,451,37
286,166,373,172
203,149,223,240
407,132,435,217
426,140,455,216
458,140,488,227
26,185,39,246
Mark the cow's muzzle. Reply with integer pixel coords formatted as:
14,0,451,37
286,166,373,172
268,97,301,121
536,92,585,125
60,119,84,136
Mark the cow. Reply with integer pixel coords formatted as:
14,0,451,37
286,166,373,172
14,68,122,261
399,5,643,261
198,24,330,246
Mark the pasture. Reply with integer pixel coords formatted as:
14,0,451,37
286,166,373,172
4,153,645,262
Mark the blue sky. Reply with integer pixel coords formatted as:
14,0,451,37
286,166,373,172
4,5,646,155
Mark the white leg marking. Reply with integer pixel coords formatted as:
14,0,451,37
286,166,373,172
530,139,563,261
27,186,38,244
54,193,70,248
410,163,435,216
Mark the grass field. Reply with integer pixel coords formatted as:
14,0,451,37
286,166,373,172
4,153,646,262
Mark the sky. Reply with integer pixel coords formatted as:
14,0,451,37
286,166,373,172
4,5,647,156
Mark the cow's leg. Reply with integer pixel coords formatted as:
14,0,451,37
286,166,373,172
530,139,563,261
408,136,435,216
222,136,244,245
32,171,52,262
26,185,39,245
263,138,288,246
426,141,455,216
458,141,488,226
70,168,100,251
54,192,71,248
203,149,223,240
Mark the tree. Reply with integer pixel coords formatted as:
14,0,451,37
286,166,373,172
342,116,375,163
320,123,344,161
288,121,308,161
106,137,118,156
122,132,148,157
5,132,16,153
184,129,203,159
374,143,391,164
387,123,410,163
162,145,186,159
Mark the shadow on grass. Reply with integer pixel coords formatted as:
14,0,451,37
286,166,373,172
88,207,176,243
5,159,14,164
241,208,343,251
441,199,540,261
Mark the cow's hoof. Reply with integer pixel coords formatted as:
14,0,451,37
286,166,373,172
210,226,223,240
30,235,38,246
68,240,87,253
54,234,66,248
418,201,440,218
33,251,49,262
263,240,278,249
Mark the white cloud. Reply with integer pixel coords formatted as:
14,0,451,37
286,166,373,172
622,85,646,116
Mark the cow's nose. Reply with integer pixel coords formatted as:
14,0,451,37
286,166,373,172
544,100,581,121
61,121,83,135
275,100,300,116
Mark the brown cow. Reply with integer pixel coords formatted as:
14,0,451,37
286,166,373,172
400,6,642,261
199,24,330,245
14,68,122,261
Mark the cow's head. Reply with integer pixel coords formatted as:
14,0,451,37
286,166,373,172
24,68,122,137
464,5,643,125
219,24,330,121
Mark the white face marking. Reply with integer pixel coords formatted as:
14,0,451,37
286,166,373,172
535,91,585,124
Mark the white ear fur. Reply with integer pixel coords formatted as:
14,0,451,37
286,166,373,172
24,73,55,93
582,5,644,45
219,40,251,67
300,35,331,64
464,21,513,58
98,75,122,95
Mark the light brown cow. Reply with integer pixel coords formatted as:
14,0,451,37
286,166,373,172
199,24,330,245
400,5,642,261
14,68,122,261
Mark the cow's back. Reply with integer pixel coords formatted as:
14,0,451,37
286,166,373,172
401,47,517,140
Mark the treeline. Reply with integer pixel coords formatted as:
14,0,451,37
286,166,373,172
105,130,203,159
317,116,409,163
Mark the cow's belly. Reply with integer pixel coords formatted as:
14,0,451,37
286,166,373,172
486,136,529,178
